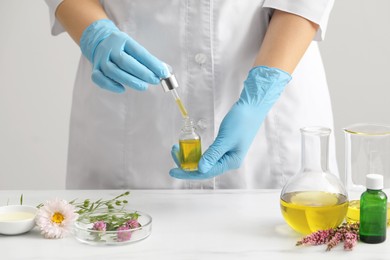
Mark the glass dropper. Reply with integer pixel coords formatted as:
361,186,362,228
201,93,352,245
171,88,188,119
160,65,189,119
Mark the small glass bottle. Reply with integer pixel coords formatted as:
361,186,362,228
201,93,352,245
179,118,202,171
360,174,387,243
280,127,348,235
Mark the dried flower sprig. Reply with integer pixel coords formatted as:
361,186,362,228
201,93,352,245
296,222,360,251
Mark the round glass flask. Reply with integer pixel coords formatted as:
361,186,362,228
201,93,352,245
280,126,348,235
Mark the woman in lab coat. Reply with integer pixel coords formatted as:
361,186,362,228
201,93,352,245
45,0,337,189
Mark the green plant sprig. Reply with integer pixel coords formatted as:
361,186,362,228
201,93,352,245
70,191,130,215
36,191,140,233
36,191,130,212
70,191,140,231
86,211,140,231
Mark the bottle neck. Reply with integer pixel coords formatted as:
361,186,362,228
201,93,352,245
301,127,330,173
366,188,382,193
182,117,195,132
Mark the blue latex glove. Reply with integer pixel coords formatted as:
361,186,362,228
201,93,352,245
80,19,169,93
169,66,292,179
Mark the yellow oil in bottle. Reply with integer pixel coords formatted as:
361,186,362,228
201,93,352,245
175,98,188,118
179,138,201,171
346,199,390,225
280,191,348,235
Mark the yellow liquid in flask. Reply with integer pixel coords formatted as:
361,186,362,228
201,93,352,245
179,139,201,171
280,191,348,235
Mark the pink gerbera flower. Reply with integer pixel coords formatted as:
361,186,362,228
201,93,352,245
35,198,78,239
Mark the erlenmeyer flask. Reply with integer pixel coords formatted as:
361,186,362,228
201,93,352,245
280,126,348,235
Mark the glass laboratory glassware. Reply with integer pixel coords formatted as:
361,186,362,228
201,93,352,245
280,126,348,235
160,64,189,119
179,117,202,172
343,123,390,224
344,123,390,191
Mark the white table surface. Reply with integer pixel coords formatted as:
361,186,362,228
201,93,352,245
1,189,389,260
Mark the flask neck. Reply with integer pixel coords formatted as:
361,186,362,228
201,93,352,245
301,127,331,173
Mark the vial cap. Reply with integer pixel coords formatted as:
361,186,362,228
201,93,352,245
160,63,179,92
161,74,179,92
366,174,384,190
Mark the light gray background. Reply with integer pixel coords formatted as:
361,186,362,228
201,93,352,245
0,1,389,189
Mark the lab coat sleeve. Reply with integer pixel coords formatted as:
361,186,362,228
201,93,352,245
262,0,334,41
44,0,65,35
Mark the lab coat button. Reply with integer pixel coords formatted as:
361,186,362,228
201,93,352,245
197,119,208,130
194,53,207,65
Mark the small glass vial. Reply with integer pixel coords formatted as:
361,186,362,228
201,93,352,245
179,118,202,171
360,173,388,243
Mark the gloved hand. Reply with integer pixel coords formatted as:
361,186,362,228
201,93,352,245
80,19,169,93
169,66,292,179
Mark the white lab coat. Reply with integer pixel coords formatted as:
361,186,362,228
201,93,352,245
46,0,337,189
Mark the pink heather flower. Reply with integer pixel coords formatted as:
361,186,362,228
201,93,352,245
35,198,78,239
92,221,107,231
326,232,343,251
127,219,140,229
296,228,334,246
344,232,358,251
297,223,360,251
117,225,132,242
